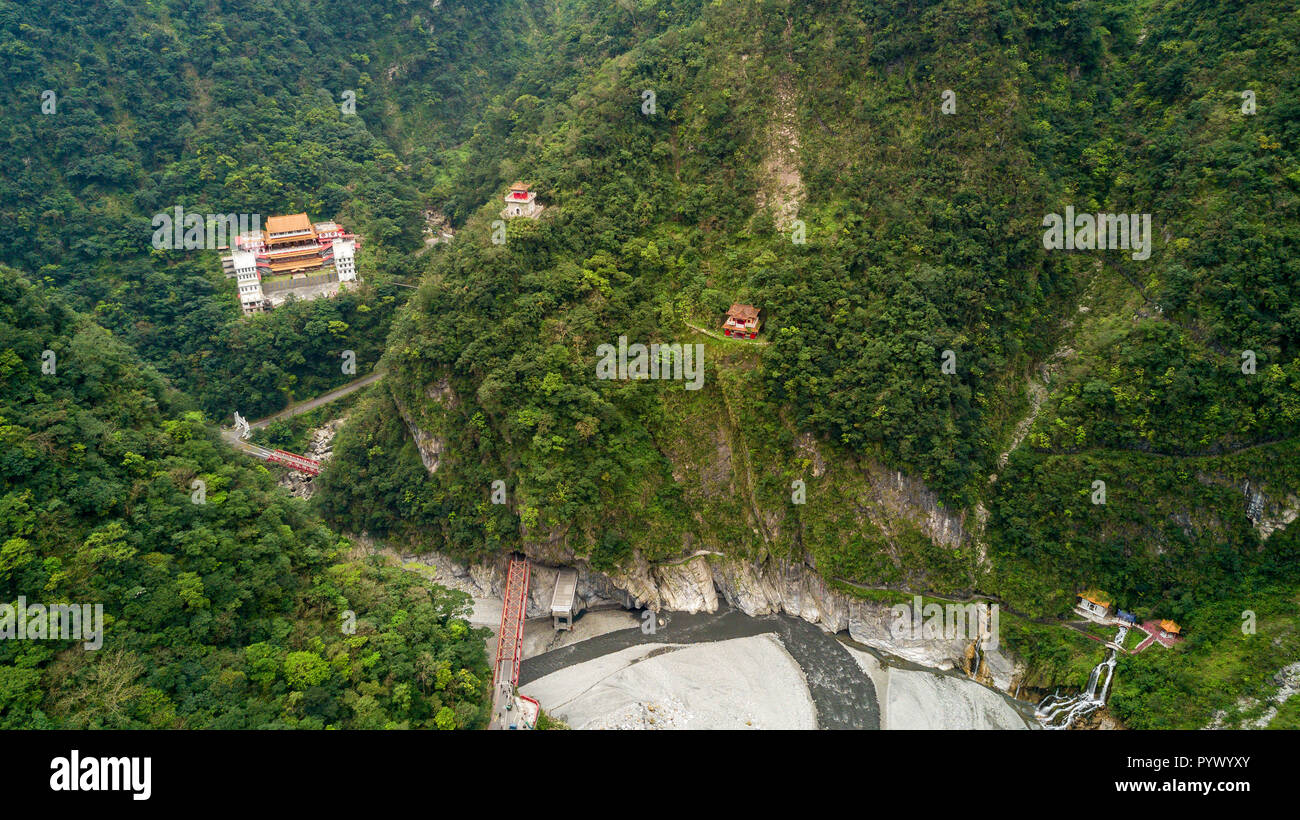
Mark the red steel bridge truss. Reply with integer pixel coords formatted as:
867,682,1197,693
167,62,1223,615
239,443,323,476
263,448,322,476
494,555,531,690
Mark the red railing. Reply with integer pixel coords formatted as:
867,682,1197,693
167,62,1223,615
264,449,322,476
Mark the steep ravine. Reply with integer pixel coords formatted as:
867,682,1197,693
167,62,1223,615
383,541,1023,694
395,373,977,587
384,377,1021,687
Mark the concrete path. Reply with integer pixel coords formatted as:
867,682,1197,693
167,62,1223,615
1139,619,1183,649
244,371,385,430
683,321,770,346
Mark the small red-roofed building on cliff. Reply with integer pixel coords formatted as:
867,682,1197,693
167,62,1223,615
501,182,542,219
722,304,762,339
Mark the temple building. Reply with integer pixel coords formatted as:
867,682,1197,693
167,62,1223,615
220,214,360,315
722,304,762,339
501,182,542,219
1074,590,1112,622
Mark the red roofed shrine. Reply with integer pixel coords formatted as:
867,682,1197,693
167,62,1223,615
722,304,762,339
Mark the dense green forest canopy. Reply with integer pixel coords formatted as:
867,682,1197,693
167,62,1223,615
314,0,1300,727
0,0,1297,730
1,0,555,418
318,0,1300,617
0,272,490,727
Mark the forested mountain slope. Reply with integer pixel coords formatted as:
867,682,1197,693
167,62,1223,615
0,0,558,418
1,0,1297,730
317,0,1300,727
0,0,717,730
0,271,490,728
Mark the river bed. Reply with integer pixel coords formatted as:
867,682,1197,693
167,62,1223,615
517,605,1036,730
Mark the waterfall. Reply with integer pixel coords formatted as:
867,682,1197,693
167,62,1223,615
1035,646,1119,730
966,603,992,680
1082,662,1102,699
1098,653,1118,703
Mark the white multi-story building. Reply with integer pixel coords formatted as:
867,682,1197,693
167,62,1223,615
232,250,266,315
333,238,357,282
1074,591,1113,623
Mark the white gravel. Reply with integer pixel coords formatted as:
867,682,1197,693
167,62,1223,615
844,645,1031,729
482,609,642,670
520,634,817,729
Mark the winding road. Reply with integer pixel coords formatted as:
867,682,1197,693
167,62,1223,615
219,370,386,455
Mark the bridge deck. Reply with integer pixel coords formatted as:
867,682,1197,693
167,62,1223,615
490,556,531,729
494,556,530,688
265,448,322,475
551,568,578,614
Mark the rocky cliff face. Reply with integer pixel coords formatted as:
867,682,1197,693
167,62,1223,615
393,378,457,473
857,462,971,549
387,375,1017,685
1190,473,1300,542
1243,480,1300,540
393,370,976,575
394,542,1021,690
1206,660,1300,729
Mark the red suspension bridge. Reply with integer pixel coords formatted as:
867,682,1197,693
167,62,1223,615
225,417,323,476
